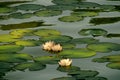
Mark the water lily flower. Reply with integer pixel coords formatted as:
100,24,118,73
58,59,72,67
42,41,55,51
51,44,62,52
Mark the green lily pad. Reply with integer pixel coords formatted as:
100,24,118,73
0,7,16,13
33,29,61,37
78,28,108,37
40,35,73,43
87,42,120,53
92,58,109,63
15,40,40,47
14,62,46,71
99,5,115,12
70,37,99,44
86,77,108,80
57,66,80,72
71,11,98,17
0,53,32,63
0,34,18,42
106,62,120,70
0,21,52,30
0,45,24,52
10,29,33,39
59,48,96,58
114,6,120,11
51,77,76,80
9,12,33,19
61,43,75,49
58,15,83,22
89,17,120,25
68,70,99,79
34,56,61,64
15,4,45,11
0,15,10,20
106,33,120,38
35,10,62,17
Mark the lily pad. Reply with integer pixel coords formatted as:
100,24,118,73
87,42,120,53
51,77,76,80
71,11,98,17
59,48,96,58
89,17,120,25
0,7,16,13
78,28,108,37
9,12,33,19
40,35,73,43
57,66,80,72
58,15,83,22
0,53,32,63
70,37,99,44
15,40,40,47
0,45,24,52
34,56,61,64
106,62,120,70
0,34,18,42
86,77,107,80
106,33,120,38
0,15,10,20
68,70,99,79
35,10,62,17
14,62,46,71
15,4,45,11
61,43,75,49
33,29,61,37
0,21,52,30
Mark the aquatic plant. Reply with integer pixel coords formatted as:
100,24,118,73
58,58,72,67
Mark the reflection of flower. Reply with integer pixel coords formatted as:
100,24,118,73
42,41,62,52
51,44,62,52
42,41,55,51
58,59,72,67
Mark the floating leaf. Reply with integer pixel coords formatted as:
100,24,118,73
40,35,73,43
0,53,32,63
59,15,83,22
71,11,98,17
33,29,61,37
15,4,45,11
86,77,107,80
68,70,99,79
59,48,96,58
61,43,75,49
90,17,120,25
106,62,120,70
0,45,24,52
106,33,120,38
35,10,62,17
57,66,80,72
14,62,46,71
0,21,52,30
0,7,16,13
34,56,61,64
0,15,10,20
70,37,99,44
78,28,108,37
87,42,120,53
51,77,76,80
0,34,18,43
9,12,33,19
15,40,40,47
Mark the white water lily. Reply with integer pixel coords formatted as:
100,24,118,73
51,44,62,52
42,41,55,51
58,59,72,67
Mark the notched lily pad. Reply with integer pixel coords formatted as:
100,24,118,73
35,10,62,17
51,77,76,80
0,45,24,52
14,62,46,71
59,48,96,58
33,29,61,37
40,35,73,43
57,66,80,72
107,62,120,70
0,7,16,13
58,15,83,22
70,37,99,44
15,4,45,11
90,17,120,25
78,28,108,37
87,42,120,53
61,43,75,49
0,21,52,30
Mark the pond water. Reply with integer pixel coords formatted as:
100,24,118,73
0,0,120,80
